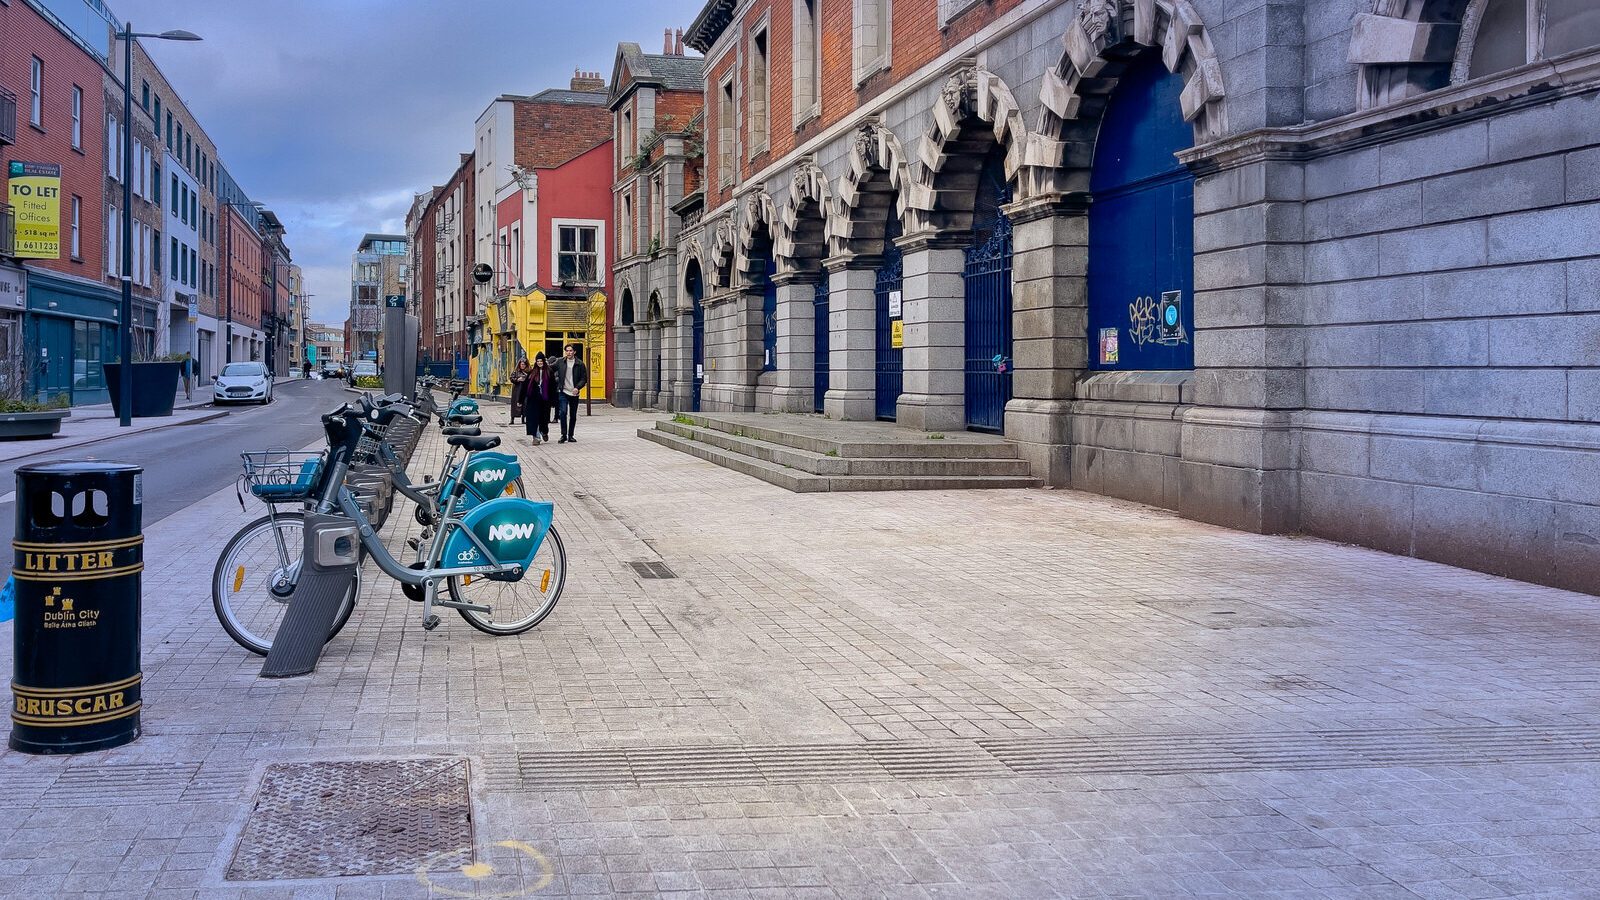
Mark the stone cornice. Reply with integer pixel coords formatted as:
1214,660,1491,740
1183,49,1600,175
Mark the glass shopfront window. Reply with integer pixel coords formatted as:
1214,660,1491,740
73,321,106,391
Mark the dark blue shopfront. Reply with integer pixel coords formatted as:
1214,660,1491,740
1087,55,1196,372
27,270,122,407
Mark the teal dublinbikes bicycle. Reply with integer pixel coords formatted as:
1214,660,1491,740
211,396,565,655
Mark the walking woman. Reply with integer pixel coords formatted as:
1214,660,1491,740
508,359,530,425
524,353,555,444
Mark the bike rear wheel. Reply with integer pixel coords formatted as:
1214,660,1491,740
449,526,566,635
212,512,359,655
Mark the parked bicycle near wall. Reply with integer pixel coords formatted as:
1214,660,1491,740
211,389,566,655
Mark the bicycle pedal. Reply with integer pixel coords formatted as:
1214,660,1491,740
406,538,421,551
422,615,441,631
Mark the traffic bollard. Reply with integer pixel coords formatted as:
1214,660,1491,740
11,462,143,754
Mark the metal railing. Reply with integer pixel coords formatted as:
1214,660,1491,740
0,86,15,146
0,203,13,257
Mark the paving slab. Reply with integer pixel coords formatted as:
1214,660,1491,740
2,407,1600,897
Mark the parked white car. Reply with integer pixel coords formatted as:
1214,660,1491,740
214,362,273,405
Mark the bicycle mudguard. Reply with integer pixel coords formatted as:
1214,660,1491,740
442,453,524,513
442,497,554,574
448,399,480,417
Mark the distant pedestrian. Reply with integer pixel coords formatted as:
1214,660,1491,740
524,353,554,444
181,352,194,400
509,359,530,425
301,360,311,380
550,343,588,443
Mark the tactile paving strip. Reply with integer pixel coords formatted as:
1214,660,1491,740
226,758,472,881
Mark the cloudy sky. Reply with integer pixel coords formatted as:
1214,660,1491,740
111,0,706,325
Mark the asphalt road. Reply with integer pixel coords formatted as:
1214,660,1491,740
0,378,352,582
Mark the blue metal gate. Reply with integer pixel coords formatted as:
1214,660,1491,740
687,264,705,411
874,242,904,421
1087,54,1195,371
759,251,777,372
963,153,1013,433
813,279,829,412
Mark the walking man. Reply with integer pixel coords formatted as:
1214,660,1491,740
181,351,194,400
551,343,589,443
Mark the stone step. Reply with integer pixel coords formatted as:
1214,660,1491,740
638,427,1039,493
678,413,1022,459
655,420,1035,478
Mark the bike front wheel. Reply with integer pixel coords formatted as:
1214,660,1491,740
212,511,359,655
449,525,566,636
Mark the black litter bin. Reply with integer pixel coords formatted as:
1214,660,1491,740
11,461,143,754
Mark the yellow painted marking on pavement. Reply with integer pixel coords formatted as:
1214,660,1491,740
415,839,554,897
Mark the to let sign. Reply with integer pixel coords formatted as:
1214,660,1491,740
7,162,62,260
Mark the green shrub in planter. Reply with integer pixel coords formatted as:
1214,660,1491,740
353,375,384,389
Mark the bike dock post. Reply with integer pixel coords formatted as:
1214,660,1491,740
259,515,362,678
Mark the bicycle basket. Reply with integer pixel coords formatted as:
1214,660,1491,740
241,450,325,502
353,429,384,465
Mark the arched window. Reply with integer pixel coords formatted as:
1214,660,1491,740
1457,0,1600,82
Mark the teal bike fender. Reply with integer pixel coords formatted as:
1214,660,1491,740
442,498,554,572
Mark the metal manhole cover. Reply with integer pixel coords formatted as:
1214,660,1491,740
629,560,677,579
227,758,472,881
1137,599,1315,629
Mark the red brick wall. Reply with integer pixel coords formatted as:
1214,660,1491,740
1,0,108,279
702,0,1027,205
704,52,737,210
225,207,262,329
515,99,612,171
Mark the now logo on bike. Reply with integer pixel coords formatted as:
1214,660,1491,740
488,522,538,541
472,468,507,484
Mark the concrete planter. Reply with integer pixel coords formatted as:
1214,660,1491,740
0,409,71,440
104,361,182,418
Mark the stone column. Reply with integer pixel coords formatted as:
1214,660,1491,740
823,255,879,421
895,234,966,432
613,324,636,408
633,322,656,409
706,289,761,411
769,271,820,412
1004,196,1088,485
1178,151,1305,533
667,310,693,412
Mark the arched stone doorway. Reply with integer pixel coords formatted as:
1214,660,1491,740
963,146,1015,432
616,288,636,407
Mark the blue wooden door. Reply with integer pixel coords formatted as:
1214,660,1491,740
813,279,829,412
1088,55,1195,371
963,151,1013,433
687,265,705,411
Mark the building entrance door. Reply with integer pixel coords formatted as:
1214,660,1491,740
963,151,1014,433
813,280,829,412
1087,54,1195,372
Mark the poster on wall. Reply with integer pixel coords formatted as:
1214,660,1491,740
7,162,62,259
1099,327,1119,365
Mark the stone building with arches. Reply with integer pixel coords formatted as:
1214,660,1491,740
617,0,1600,593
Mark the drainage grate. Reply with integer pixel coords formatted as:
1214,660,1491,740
227,758,472,881
629,560,677,579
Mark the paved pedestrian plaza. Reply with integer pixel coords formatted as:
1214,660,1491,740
5,407,1600,898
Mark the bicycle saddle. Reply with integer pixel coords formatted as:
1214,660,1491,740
446,433,501,451
447,414,482,426
441,426,482,437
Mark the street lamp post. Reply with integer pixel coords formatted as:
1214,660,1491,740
114,23,200,427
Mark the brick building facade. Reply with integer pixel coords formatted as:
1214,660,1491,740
622,0,1600,595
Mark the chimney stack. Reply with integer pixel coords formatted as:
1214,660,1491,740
674,28,684,55
664,28,673,54
570,69,606,92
